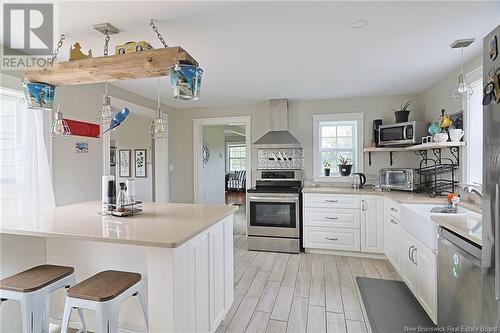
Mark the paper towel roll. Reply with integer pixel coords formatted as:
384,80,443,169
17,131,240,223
101,175,115,213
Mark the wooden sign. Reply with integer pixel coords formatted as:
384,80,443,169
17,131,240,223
65,119,100,138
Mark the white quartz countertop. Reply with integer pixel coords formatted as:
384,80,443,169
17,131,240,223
303,186,445,204
0,201,238,248
431,214,482,246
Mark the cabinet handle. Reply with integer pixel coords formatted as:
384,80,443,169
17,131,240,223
390,207,398,212
411,247,418,265
408,245,414,262
361,200,366,211
325,237,338,241
325,200,338,203
390,219,398,224
325,216,338,220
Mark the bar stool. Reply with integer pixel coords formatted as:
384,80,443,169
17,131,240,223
0,264,84,333
61,270,148,333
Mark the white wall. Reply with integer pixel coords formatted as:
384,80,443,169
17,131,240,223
168,95,424,203
111,114,153,202
197,126,226,204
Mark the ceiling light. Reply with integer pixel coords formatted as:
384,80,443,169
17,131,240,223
49,104,71,137
451,38,475,101
150,76,168,139
96,81,113,123
351,20,368,29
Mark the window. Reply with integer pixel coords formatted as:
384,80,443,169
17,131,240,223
0,88,55,215
465,73,483,185
313,113,364,181
227,144,246,171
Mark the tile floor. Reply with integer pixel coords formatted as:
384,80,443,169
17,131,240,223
217,235,401,333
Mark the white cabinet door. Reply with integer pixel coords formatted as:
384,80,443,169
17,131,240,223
188,232,211,333
414,239,437,322
360,196,384,254
384,216,401,273
209,222,225,331
399,228,417,292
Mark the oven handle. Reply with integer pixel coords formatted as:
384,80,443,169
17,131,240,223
248,196,299,203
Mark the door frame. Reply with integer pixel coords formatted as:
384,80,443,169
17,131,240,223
193,116,251,203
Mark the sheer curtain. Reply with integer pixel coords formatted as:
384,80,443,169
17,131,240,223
0,88,55,215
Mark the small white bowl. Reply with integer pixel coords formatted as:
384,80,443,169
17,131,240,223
433,132,448,143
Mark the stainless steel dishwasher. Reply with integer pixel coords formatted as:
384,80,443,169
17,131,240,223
438,226,482,328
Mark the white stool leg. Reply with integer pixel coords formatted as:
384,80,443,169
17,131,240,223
76,308,87,332
133,283,148,330
95,306,108,333
43,294,50,333
20,295,44,333
60,298,72,333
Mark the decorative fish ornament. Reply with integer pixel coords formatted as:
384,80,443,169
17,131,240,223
102,107,130,134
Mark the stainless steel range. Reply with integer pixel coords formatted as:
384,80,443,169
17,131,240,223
247,170,303,253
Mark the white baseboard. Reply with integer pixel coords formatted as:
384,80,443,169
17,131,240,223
304,248,387,259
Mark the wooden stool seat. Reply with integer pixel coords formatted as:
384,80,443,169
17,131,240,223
67,270,142,302
0,264,74,293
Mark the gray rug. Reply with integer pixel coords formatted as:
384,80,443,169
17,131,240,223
356,277,436,333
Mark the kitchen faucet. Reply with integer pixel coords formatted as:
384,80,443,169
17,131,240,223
463,185,483,198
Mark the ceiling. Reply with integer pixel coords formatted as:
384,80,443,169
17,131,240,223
34,2,500,108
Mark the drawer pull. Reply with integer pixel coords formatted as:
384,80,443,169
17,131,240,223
325,200,338,203
390,207,398,212
390,219,398,224
325,237,339,241
325,216,338,220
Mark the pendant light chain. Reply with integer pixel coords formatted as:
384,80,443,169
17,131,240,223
49,34,66,64
150,19,168,48
104,31,111,56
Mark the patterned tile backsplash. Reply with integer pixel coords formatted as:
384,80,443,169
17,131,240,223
257,148,304,169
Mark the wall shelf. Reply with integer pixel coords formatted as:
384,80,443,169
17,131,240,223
23,47,198,86
364,142,465,166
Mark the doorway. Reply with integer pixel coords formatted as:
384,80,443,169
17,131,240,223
193,116,251,235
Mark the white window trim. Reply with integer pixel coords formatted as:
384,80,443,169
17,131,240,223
313,112,364,183
226,142,246,172
462,65,483,185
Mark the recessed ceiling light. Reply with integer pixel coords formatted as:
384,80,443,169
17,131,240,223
351,20,368,29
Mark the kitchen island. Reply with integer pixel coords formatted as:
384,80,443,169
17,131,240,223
0,201,238,332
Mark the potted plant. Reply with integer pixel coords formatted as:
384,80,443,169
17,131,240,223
338,155,353,176
323,161,332,176
393,101,411,123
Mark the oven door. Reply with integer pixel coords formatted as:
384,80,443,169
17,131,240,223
247,193,299,238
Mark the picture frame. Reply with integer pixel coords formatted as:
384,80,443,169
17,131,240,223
135,149,147,178
110,146,116,166
75,142,88,153
119,149,131,178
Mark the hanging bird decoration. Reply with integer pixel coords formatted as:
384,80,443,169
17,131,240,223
102,107,130,134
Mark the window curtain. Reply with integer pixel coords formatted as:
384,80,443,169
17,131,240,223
0,90,55,215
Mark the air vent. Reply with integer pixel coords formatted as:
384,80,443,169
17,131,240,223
450,39,475,49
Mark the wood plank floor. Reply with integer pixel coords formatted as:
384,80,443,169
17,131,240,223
218,236,401,333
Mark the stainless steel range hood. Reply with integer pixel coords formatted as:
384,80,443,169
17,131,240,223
253,99,301,148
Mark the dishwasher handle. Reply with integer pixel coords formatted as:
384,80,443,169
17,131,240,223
438,227,482,260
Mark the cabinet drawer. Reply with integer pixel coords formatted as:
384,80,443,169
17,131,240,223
304,194,360,209
387,202,401,221
304,208,360,228
304,227,361,251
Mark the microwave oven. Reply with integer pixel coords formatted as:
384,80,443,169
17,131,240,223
379,168,416,191
378,121,428,146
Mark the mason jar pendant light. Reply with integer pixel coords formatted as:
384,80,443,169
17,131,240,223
96,81,113,122
49,104,71,137
451,39,475,101
150,75,168,139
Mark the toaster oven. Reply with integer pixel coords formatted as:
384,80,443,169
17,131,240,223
379,168,416,191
